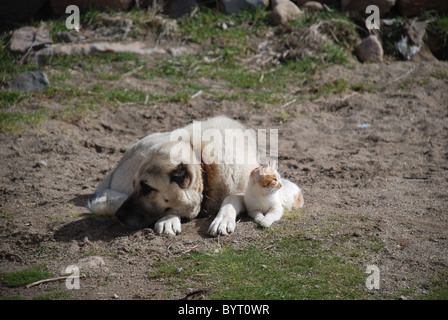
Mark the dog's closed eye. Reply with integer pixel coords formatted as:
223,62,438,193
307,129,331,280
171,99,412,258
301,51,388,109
140,181,157,195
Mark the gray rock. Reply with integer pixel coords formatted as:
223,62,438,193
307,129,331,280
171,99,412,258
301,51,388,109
10,26,53,53
7,71,50,92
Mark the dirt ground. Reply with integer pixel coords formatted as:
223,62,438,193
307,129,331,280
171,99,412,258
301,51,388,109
1,24,448,299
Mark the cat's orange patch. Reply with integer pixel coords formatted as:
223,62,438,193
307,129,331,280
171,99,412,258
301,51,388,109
292,192,304,209
258,173,281,189
252,165,281,189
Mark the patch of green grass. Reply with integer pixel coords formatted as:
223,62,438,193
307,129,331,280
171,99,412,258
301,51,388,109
0,209,14,220
178,7,270,45
368,236,385,253
0,265,53,288
0,91,28,109
148,235,369,300
351,82,382,93
426,13,448,47
418,272,448,300
107,86,147,103
431,69,447,80
0,35,36,81
0,110,48,133
398,77,430,90
310,78,349,100
322,42,349,64
289,9,359,50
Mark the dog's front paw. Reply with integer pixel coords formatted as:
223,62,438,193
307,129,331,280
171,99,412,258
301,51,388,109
208,215,236,236
154,215,181,236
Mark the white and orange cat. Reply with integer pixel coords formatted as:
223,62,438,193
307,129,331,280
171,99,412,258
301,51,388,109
244,161,303,228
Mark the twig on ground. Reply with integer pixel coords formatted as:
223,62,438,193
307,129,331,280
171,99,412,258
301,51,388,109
26,274,86,288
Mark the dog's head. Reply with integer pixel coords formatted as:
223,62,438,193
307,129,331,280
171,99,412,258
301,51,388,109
115,141,203,229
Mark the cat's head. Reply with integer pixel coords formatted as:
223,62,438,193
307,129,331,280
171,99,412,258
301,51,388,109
249,161,282,192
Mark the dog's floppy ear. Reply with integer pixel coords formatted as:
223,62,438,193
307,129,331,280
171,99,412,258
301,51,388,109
169,163,191,188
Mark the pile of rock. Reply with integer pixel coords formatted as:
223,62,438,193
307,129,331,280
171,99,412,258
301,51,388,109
339,0,447,62
3,0,448,73
2,0,447,21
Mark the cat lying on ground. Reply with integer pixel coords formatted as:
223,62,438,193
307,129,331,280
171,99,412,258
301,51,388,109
244,161,304,228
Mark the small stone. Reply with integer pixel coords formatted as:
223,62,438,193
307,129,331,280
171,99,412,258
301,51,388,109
302,1,323,12
38,160,48,167
218,21,228,30
54,31,74,43
33,160,48,168
77,256,106,271
271,0,303,26
356,35,384,63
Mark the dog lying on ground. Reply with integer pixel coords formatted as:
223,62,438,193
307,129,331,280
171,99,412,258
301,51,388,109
88,115,302,236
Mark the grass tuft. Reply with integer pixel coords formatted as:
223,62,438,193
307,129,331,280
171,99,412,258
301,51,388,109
0,265,53,288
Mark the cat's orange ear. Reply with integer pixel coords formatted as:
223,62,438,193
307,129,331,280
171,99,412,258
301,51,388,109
261,162,273,175
250,167,258,177
259,165,268,176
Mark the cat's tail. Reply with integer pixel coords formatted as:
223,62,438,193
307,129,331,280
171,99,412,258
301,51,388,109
279,178,304,211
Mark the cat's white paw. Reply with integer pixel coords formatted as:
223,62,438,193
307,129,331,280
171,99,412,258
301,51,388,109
252,212,273,228
253,213,265,224
154,215,181,236
208,215,236,236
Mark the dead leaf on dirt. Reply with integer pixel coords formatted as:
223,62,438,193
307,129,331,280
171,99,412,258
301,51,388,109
396,242,409,249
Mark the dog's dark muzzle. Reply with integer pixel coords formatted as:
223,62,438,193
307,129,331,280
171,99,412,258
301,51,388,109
115,191,162,229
